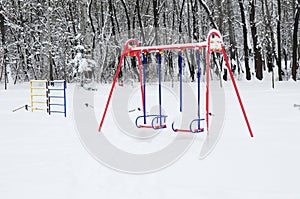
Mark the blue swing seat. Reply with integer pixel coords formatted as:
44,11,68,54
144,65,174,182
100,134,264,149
172,118,205,133
135,114,168,130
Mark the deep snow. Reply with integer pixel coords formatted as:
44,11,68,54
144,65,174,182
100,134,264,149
1,77,300,199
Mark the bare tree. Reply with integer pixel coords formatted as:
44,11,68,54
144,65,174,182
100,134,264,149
0,0,297,83
47,0,53,81
227,0,237,73
292,0,300,81
88,0,96,54
277,0,283,81
120,0,131,38
249,0,263,80
153,0,159,45
198,0,218,29
136,0,146,44
239,0,251,80
0,3,7,89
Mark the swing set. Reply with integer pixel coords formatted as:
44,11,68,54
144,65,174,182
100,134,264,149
98,29,254,137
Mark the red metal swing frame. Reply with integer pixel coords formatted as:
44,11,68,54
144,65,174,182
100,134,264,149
98,29,254,138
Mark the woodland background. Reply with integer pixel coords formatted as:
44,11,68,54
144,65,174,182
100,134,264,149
0,0,299,89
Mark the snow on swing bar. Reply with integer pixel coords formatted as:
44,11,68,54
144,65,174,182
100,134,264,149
130,42,207,53
98,29,254,138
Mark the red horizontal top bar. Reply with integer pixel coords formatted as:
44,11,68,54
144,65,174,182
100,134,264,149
129,42,207,53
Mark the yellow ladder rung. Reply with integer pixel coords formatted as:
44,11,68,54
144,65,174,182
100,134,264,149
32,101,47,104
32,108,44,111
31,94,46,97
30,80,47,83
31,88,47,90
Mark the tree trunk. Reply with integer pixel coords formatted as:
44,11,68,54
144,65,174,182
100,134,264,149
108,0,116,37
216,0,224,32
68,2,77,39
0,4,7,89
249,0,263,80
198,0,218,29
227,0,237,73
178,0,186,41
277,0,282,81
47,0,53,81
136,0,146,44
292,0,300,81
88,0,96,55
238,0,251,80
113,4,120,35
263,0,278,74
80,0,87,43
120,0,131,38
153,0,159,45
192,0,199,41
4,52,7,89
0,61,3,82
187,0,195,82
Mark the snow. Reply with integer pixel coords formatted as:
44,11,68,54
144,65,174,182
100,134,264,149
71,52,97,74
1,78,300,198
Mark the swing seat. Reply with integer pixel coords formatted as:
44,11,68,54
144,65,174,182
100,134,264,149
172,122,193,133
172,118,205,133
135,114,167,130
190,118,205,133
192,128,205,133
153,124,167,129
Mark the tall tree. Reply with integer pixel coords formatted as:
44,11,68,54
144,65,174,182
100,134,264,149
187,0,195,82
227,0,237,72
120,0,131,38
198,0,218,29
277,0,283,81
153,0,159,45
239,0,251,80
249,0,263,80
0,3,7,89
47,0,53,81
263,0,276,74
178,0,186,41
136,0,146,44
88,0,96,54
108,0,116,37
292,0,300,81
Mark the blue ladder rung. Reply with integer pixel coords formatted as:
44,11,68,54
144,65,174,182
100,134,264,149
48,88,65,91
49,96,64,98
50,111,65,114
49,80,65,84
49,103,65,106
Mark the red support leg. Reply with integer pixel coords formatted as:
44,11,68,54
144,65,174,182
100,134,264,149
206,41,211,132
98,55,125,132
222,47,254,137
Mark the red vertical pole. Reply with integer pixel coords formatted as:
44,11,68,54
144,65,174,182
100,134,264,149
206,39,211,132
137,53,145,115
222,46,254,137
98,55,125,132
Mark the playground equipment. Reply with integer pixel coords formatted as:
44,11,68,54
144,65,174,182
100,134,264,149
30,80,48,112
47,80,67,117
29,80,67,117
134,51,168,130
171,49,205,133
98,29,254,137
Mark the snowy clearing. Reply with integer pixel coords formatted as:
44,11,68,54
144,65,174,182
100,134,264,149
1,79,300,199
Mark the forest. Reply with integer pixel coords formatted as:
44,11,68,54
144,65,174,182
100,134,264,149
0,0,299,89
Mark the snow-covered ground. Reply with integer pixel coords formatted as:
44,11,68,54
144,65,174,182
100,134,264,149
1,78,300,199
